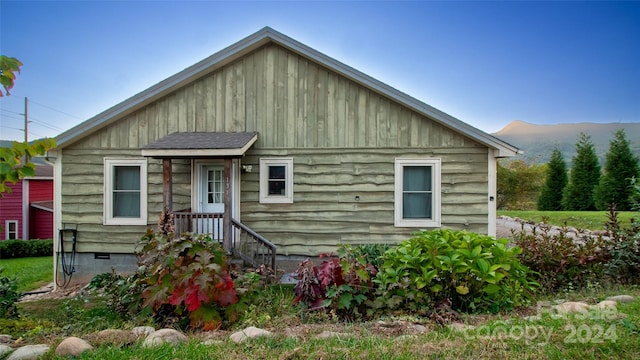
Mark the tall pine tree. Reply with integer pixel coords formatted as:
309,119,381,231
537,148,568,210
594,129,640,210
562,132,601,211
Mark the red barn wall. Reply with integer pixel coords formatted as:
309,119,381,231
29,179,53,202
30,207,53,239
0,181,24,240
29,179,54,239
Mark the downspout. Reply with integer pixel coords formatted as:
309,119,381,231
46,150,62,291
22,177,29,240
487,149,497,238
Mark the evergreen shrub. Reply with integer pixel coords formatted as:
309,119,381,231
0,239,52,258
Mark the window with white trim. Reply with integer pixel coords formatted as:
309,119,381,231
394,158,441,227
5,220,18,239
259,158,293,203
104,158,148,225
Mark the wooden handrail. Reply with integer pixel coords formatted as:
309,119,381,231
231,218,277,271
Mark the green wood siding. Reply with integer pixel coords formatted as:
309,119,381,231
61,43,489,255
59,150,191,253
240,147,487,256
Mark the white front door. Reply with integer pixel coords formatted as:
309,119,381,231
197,165,224,240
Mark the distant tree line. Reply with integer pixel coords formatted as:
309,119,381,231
498,129,640,211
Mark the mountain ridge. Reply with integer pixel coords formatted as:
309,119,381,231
493,121,640,164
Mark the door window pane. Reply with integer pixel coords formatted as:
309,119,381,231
207,169,224,204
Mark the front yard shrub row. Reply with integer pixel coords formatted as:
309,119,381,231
137,230,242,330
0,239,52,258
91,209,638,330
515,207,640,292
374,230,537,313
295,231,538,318
294,244,381,320
91,230,269,331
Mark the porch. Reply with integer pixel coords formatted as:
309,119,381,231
141,132,277,271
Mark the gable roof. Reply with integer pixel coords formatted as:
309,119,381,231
55,27,519,157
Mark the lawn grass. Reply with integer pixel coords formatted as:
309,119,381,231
498,210,638,230
0,256,52,293
9,283,640,359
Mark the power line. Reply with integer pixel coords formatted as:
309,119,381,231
28,99,84,120
0,114,24,122
29,119,65,132
0,108,23,116
28,114,66,130
0,125,24,131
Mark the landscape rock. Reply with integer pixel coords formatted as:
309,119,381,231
606,295,635,304
6,344,50,360
142,328,188,348
495,216,608,242
0,335,13,344
132,326,156,338
553,301,590,315
230,327,272,343
55,336,93,357
593,300,618,310
409,324,428,333
0,344,13,358
89,329,136,346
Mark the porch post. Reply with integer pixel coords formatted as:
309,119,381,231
162,158,173,210
223,158,232,252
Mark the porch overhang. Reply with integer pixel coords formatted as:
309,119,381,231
141,131,258,158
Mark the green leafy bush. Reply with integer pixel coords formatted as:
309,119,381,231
374,230,537,313
137,229,239,330
0,268,20,319
603,206,640,284
294,244,379,320
514,223,611,292
88,271,148,321
347,243,389,271
0,239,52,258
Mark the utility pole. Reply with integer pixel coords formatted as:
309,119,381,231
24,96,28,143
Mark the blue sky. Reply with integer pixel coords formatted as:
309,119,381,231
1,1,639,141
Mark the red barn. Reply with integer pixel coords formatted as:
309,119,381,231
0,163,53,240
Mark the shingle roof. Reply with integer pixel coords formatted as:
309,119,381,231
143,132,258,149
141,132,258,158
